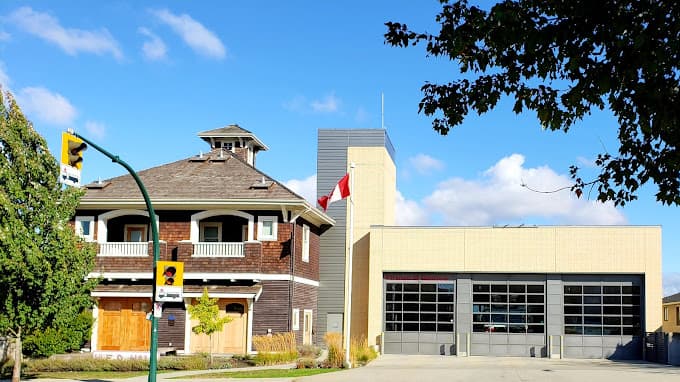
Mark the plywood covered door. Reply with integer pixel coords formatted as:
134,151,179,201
98,298,151,351
190,299,247,354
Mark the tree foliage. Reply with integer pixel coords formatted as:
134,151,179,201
0,90,97,381
385,0,680,205
187,288,232,365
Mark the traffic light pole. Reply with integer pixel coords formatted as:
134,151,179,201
73,133,161,382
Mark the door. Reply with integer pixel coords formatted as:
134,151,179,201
303,310,313,345
125,225,147,242
98,298,151,351
190,299,247,354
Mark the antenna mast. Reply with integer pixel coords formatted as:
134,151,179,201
381,92,385,129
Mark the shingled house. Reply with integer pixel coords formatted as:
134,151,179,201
74,125,333,356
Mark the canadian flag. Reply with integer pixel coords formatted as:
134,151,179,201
317,173,350,211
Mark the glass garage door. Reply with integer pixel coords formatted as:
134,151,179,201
383,279,456,355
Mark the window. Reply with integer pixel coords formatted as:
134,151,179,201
384,281,455,333
292,308,300,330
226,303,245,315
302,224,310,263
473,282,545,333
75,216,94,242
125,224,147,242
664,307,669,321
563,283,641,336
257,216,278,241
677,307,680,325
200,222,222,242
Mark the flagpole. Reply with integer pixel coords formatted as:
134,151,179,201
344,163,356,368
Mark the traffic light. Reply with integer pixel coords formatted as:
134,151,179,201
61,132,87,169
156,261,184,287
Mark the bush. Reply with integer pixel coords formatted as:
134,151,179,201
350,336,377,366
323,332,343,368
297,344,320,358
23,311,93,358
252,332,297,366
296,358,318,369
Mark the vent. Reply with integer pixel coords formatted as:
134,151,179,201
250,176,273,189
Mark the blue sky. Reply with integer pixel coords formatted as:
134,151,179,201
1,1,678,294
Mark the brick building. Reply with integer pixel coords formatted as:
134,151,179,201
75,125,333,355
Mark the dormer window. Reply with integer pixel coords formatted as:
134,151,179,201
224,142,233,151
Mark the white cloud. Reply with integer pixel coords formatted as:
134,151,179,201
395,191,429,226
422,154,626,226
0,61,10,90
284,93,342,114
138,27,167,61
16,87,77,126
8,7,123,59
310,93,340,113
0,30,10,41
151,9,225,59
664,273,680,296
284,174,317,205
576,156,597,168
84,121,106,139
355,107,370,124
409,153,445,175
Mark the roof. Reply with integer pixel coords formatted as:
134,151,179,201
79,149,334,227
197,124,268,151
664,292,680,304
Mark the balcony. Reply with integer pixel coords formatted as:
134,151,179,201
98,242,149,257
192,242,245,257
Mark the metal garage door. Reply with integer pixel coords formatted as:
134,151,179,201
383,278,456,355
470,281,547,356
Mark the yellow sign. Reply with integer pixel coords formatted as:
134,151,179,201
156,261,184,287
60,132,86,170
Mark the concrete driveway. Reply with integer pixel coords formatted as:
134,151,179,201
301,355,680,382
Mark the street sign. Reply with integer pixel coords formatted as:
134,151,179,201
59,131,87,187
156,261,184,302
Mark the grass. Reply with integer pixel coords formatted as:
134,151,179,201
21,370,166,379
176,368,341,379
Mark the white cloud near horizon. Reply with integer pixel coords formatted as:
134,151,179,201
664,273,680,296
409,153,445,175
423,154,626,226
284,174,317,205
0,61,10,90
395,191,429,226
138,27,167,61
84,120,106,139
8,7,123,59
16,87,77,126
151,9,225,59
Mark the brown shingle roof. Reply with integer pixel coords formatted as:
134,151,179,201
664,292,680,304
82,150,301,201
197,125,268,150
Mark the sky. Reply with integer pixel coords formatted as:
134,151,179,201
1,1,679,295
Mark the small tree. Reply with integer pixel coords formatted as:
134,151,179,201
187,288,232,367
0,90,97,382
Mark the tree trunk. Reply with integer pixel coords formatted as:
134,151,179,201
209,333,214,369
11,328,21,382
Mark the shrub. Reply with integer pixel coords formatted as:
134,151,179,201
323,332,343,368
297,344,320,358
252,332,297,366
350,336,377,366
296,358,318,369
23,311,93,358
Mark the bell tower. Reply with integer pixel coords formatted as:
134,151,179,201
197,124,268,166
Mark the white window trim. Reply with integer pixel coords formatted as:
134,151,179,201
199,222,223,242
124,224,148,242
292,308,300,331
257,216,278,241
664,306,669,321
302,224,310,263
75,216,95,242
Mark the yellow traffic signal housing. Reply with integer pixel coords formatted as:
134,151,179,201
156,261,184,287
61,132,87,169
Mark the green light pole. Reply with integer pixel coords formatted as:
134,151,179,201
73,133,161,382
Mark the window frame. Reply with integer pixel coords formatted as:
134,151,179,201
302,224,310,263
664,306,669,321
199,222,223,242
75,216,95,242
292,308,300,330
124,224,148,242
257,216,278,241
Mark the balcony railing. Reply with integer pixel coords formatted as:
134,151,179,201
192,242,245,257
98,242,149,257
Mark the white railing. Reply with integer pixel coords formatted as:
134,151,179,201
192,242,245,257
98,242,149,257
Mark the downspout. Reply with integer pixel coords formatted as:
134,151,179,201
289,214,296,332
